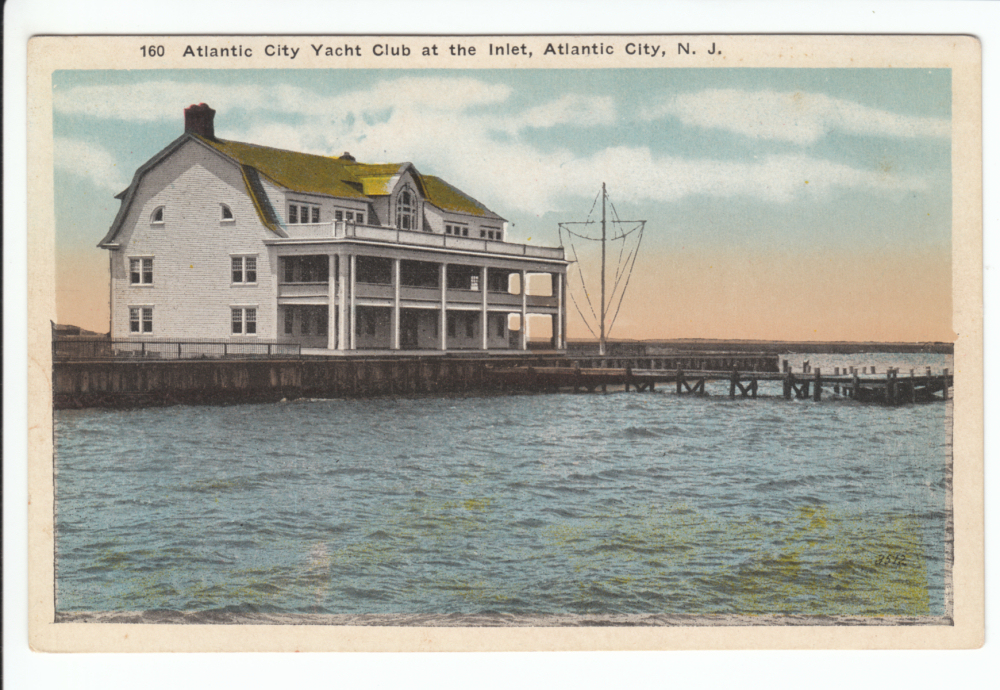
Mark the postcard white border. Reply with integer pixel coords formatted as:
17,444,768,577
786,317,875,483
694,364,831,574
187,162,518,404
5,0,995,686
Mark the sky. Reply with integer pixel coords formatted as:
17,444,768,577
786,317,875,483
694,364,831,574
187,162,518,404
52,68,953,342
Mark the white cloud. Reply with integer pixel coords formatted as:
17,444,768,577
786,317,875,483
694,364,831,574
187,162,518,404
641,89,950,144
53,77,512,122
54,137,129,191
54,77,936,214
498,94,616,134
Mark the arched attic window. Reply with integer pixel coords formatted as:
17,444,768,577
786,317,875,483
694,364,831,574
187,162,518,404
395,186,418,231
150,206,164,224
221,204,234,222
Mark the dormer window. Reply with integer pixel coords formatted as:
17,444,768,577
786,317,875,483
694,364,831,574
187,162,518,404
221,204,234,221
288,202,320,224
151,206,164,224
396,188,417,230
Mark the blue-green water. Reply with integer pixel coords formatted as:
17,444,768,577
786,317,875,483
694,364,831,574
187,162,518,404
54,353,952,620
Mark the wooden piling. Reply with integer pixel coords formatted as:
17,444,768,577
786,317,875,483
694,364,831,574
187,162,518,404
783,371,792,400
813,368,822,401
729,368,738,398
943,368,949,400
677,367,683,395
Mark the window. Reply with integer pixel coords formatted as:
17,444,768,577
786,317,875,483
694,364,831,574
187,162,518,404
301,310,311,335
151,207,164,224
221,204,233,220
491,313,506,337
232,307,257,335
447,313,456,338
129,307,153,334
284,309,294,335
130,258,153,285
396,188,417,230
232,256,257,284
470,274,480,291
317,310,328,336
288,203,320,224
356,213,364,224
465,314,474,338
484,226,501,241
335,210,343,222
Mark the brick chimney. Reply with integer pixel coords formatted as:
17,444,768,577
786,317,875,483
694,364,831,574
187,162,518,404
184,103,216,140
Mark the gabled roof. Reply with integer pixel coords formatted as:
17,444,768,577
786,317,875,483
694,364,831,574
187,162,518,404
199,136,504,220
99,132,504,247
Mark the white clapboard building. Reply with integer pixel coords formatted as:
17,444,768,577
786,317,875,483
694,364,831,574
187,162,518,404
98,104,567,353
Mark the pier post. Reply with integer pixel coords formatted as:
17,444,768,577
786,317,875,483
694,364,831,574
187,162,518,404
943,368,949,400
676,367,683,395
729,368,738,398
813,368,821,401
783,371,792,400
751,377,758,399
910,369,917,403
625,364,632,393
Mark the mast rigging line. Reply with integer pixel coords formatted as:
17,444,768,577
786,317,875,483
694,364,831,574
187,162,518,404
559,184,647,347
559,225,601,325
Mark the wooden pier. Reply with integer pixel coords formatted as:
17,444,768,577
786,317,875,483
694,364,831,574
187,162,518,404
488,363,953,405
50,348,949,409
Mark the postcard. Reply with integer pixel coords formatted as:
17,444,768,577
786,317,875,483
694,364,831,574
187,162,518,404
26,33,983,652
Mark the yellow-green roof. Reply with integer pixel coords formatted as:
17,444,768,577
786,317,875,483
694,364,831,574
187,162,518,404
198,135,503,220
200,137,368,199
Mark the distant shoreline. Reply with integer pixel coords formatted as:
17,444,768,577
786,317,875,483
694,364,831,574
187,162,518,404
565,339,954,355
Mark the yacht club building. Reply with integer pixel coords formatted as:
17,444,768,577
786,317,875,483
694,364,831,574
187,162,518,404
98,104,567,353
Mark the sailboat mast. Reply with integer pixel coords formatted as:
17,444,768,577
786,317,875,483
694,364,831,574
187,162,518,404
600,182,607,356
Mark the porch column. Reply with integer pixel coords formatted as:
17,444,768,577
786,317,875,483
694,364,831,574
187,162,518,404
327,254,337,350
392,258,401,350
349,254,357,350
439,262,448,351
519,269,528,350
556,271,564,350
337,252,348,351
480,266,488,350
561,272,568,350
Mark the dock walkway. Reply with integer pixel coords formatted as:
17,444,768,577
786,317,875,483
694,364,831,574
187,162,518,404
489,365,952,405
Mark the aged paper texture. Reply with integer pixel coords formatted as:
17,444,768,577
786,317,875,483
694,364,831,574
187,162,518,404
25,33,982,653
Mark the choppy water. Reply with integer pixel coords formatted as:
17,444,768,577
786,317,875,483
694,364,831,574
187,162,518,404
54,353,952,621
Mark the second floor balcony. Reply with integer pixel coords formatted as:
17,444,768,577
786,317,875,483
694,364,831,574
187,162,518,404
278,220,565,261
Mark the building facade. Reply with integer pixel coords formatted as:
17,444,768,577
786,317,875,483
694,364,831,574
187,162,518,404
98,104,567,353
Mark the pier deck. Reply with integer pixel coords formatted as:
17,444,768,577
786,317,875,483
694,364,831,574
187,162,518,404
489,365,952,405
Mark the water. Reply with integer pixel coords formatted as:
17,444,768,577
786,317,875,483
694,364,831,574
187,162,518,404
53,352,952,621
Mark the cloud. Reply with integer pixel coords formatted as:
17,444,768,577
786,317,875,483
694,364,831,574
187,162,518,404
498,94,617,133
54,137,129,191
641,89,950,144
53,77,512,122
54,77,937,215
